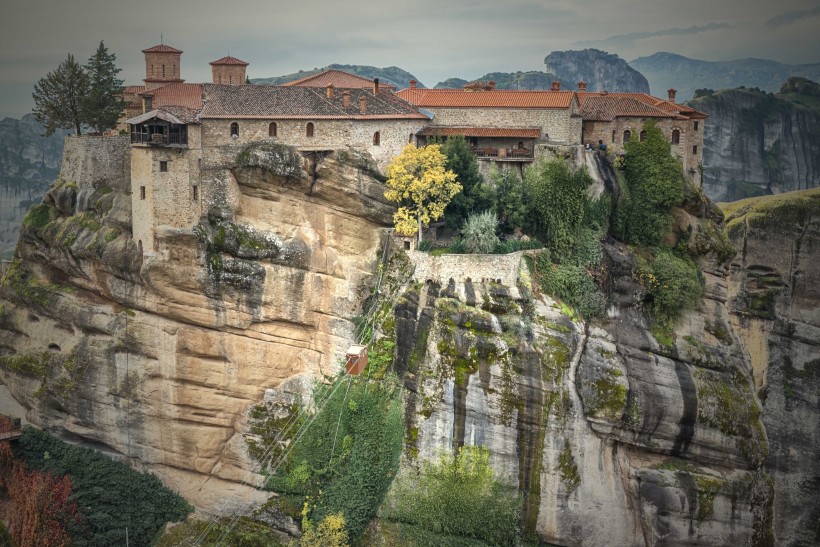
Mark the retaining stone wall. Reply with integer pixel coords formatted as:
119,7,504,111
60,135,130,189
410,250,523,286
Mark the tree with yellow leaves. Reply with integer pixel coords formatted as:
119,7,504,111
384,144,461,244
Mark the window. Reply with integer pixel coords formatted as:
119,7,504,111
517,141,524,149
639,130,647,142
230,122,239,137
140,186,146,200
671,129,680,145
150,64,154,77
623,130,631,142
694,121,699,131
159,160,168,172
306,122,314,137
269,122,277,137
192,185,199,201
162,64,166,78
693,145,698,155
409,133,415,144
611,130,616,143
469,137,478,147
373,131,380,146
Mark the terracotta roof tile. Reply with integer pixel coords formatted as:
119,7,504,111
578,95,678,121
396,88,574,109
142,83,204,110
200,84,426,119
577,91,707,120
418,127,541,138
210,56,249,66
142,44,183,54
283,69,395,90
123,85,147,94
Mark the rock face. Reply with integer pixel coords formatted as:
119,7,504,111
722,189,820,546
689,81,820,202
544,49,650,93
0,138,391,511
0,114,69,257
630,52,820,103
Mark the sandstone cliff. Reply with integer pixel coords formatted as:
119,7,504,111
689,79,820,202
0,137,392,512
1,138,818,545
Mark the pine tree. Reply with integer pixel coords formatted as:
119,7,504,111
440,136,492,228
32,53,89,136
82,41,125,134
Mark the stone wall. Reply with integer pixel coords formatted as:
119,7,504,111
410,250,523,286
426,108,580,144
201,118,426,172
60,135,130,190
582,117,704,184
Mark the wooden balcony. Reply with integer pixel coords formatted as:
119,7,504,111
472,147,534,161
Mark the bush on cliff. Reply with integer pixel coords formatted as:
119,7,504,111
267,374,403,541
13,427,192,546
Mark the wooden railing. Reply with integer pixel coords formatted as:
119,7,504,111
472,148,533,159
0,415,22,441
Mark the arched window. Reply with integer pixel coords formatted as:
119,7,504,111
671,129,680,145
269,122,277,137
639,130,647,142
373,131,380,145
611,130,616,143
409,133,414,144
306,122,314,137
230,122,239,137
623,130,632,142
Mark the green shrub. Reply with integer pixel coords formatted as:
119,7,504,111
267,375,403,541
381,445,520,546
461,211,500,254
539,262,606,318
440,136,492,229
488,165,527,233
13,427,192,546
635,249,704,322
615,121,686,246
22,203,54,230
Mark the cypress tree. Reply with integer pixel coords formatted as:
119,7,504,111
82,41,125,134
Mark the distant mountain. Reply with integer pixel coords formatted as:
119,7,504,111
631,52,820,102
688,77,820,202
544,49,649,93
252,64,425,89
435,71,559,90
0,114,68,258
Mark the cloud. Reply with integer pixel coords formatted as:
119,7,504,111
573,23,733,49
765,6,820,28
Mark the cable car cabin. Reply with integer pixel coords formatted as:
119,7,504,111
128,109,190,147
345,345,368,376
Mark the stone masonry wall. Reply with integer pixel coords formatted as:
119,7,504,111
201,118,426,172
426,108,580,144
60,135,130,190
582,117,704,184
410,250,523,287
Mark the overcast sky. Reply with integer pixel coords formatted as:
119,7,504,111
1,0,819,118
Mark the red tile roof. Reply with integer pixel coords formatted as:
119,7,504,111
418,127,541,138
577,91,707,120
142,83,204,110
210,56,249,66
123,85,147,94
200,84,426,120
283,69,396,90
396,88,575,109
142,44,183,54
578,95,679,121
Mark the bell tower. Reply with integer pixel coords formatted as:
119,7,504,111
142,43,184,90
209,56,249,85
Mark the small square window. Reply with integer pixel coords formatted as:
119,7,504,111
694,122,699,131
159,161,168,172
140,186,146,200
692,145,698,155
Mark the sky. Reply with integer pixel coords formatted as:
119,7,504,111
1,0,819,118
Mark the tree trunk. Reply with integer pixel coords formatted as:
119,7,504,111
75,122,82,136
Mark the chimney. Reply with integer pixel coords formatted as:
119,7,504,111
488,80,496,90
360,95,367,114
667,88,677,102
343,91,351,109
141,94,153,113
578,81,587,91
326,84,334,99
551,81,561,91
373,78,380,94
409,79,417,89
